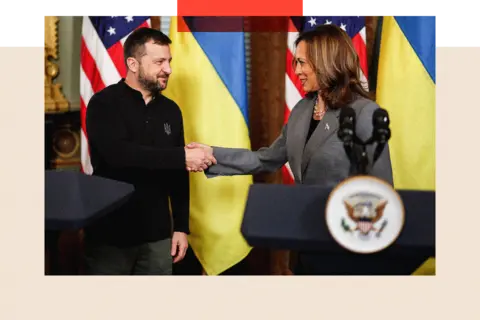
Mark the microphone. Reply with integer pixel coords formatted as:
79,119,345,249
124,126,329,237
372,108,391,162
338,106,356,143
338,106,357,163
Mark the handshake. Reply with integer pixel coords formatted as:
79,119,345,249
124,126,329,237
184,142,217,172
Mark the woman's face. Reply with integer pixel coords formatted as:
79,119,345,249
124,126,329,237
294,40,320,93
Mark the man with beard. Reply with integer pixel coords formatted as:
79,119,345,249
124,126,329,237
84,28,215,275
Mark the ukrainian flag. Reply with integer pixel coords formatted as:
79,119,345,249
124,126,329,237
376,17,435,191
163,17,252,275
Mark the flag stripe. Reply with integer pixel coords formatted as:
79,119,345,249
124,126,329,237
188,29,249,123
80,96,93,175
376,16,435,191
394,17,436,83
80,97,88,138
79,64,94,174
352,32,368,79
79,61,95,175
285,73,303,112
107,42,127,78
79,66,95,106
80,38,106,93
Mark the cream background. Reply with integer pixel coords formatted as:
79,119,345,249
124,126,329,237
0,47,478,319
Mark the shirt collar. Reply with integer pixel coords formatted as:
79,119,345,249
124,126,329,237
118,78,160,101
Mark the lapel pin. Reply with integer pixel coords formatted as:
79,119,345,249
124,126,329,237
325,123,330,131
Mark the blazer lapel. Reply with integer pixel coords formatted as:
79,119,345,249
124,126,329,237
288,99,315,182
301,108,341,176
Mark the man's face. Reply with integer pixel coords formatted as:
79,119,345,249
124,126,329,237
136,41,172,93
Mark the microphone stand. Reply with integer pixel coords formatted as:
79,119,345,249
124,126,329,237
338,107,391,177
344,135,388,176
358,145,369,175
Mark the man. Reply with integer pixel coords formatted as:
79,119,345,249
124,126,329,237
84,27,215,275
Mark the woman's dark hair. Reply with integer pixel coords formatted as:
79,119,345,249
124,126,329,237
123,27,172,66
294,24,370,108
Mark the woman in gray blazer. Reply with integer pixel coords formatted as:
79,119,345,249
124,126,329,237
187,24,394,275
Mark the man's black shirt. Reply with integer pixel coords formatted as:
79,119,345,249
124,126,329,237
85,79,189,247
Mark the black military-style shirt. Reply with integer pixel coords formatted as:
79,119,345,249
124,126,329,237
85,79,189,247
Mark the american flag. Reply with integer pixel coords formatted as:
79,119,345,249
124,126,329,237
80,16,151,174
282,16,368,184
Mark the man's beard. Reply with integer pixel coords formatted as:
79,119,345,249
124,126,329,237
138,67,167,94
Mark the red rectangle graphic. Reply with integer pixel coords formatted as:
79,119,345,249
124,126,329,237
177,0,302,16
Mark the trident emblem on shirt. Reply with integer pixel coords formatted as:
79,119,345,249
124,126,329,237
164,123,171,135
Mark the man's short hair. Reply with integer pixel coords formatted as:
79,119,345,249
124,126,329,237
123,27,172,66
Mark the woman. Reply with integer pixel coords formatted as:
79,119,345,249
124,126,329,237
188,24,394,275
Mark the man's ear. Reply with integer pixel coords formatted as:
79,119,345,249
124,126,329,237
126,57,139,73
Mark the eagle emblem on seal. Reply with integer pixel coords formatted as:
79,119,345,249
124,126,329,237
341,192,388,238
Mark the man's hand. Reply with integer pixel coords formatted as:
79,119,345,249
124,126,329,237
185,142,216,172
171,232,188,263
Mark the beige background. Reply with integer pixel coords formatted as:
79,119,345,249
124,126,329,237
0,47,478,319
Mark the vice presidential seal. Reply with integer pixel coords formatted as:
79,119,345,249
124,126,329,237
325,176,404,254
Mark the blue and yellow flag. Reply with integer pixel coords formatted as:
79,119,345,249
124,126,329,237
376,16,436,191
163,17,252,275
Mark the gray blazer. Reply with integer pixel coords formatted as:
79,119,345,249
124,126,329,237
205,96,393,187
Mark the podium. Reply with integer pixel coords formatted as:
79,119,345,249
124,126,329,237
45,170,134,274
240,183,435,275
